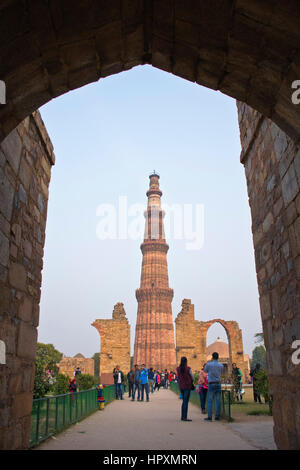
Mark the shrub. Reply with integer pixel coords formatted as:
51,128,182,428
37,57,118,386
76,373,97,391
254,369,273,415
52,374,70,395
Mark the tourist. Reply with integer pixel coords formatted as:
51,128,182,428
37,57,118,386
168,371,173,385
148,367,155,393
73,366,81,378
176,356,195,422
123,375,127,395
131,364,140,401
113,365,124,400
197,364,208,414
204,352,224,421
232,363,243,401
164,369,169,389
250,363,262,403
69,377,77,400
127,368,135,398
161,371,166,388
139,364,150,402
154,371,161,391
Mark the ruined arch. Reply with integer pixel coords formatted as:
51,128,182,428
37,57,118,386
203,319,244,377
175,300,244,377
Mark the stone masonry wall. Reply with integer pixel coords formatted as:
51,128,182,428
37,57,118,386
237,102,300,449
58,357,94,378
92,303,130,385
0,111,54,449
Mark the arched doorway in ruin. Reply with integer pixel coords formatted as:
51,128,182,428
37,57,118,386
204,319,244,380
0,1,300,450
175,301,245,382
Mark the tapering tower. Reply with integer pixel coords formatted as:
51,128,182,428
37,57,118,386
133,173,176,371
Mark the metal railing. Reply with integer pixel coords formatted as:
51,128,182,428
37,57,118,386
29,385,115,448
169,382,232,421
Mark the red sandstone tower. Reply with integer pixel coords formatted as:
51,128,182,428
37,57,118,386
133,173,177,371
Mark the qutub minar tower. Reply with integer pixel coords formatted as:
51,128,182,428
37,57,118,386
133,172,177,371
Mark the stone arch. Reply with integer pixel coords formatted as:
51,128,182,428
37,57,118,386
0,1,300,142
0,0,300,450
203,319,244,377
175,302,244,378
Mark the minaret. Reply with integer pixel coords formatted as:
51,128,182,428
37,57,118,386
133,172,177,371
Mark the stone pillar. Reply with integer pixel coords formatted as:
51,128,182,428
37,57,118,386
92,302,130,384
0,112,55,449
237,102,300,449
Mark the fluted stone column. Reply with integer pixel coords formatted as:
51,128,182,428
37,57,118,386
133,173,176,371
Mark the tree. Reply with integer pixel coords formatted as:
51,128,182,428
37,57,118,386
251,345,267,370
254,332,265,345
251,332,267,370
92,352,100,377
33,343,63,398
36,343,63,374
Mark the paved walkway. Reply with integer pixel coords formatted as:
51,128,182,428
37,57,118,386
35,389,274,450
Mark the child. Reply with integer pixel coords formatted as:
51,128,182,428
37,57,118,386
97,384,105,410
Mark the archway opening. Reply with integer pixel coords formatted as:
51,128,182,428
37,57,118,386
0,2,300,447
206,322,231,382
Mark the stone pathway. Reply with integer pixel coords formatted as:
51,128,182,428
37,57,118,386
35,389,275,450
225,421,276,450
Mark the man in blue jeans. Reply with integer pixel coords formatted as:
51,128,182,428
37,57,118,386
204,352,224,421
131,364,140,401
139,364,149,402
113,365,124,400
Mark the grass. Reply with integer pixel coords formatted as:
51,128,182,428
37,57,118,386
229,387,272,420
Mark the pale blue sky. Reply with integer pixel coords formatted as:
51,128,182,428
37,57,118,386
38,65,262,360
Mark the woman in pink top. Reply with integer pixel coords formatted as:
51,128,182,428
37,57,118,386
197,364,208,414
155,372,161,391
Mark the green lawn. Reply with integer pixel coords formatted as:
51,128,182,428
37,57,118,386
228,387,272,421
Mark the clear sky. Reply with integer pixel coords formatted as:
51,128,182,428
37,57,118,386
37,64,262,360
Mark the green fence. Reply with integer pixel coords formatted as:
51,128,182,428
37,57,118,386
169,382,232,421
29,385,115,448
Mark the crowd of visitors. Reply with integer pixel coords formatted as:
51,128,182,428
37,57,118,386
112,365,177,401
111,354,264,422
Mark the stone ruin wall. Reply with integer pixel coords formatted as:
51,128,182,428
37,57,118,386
58,357,94,378
92,302,130,384
0,112,55,449
237,102,300,449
